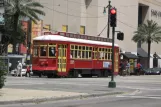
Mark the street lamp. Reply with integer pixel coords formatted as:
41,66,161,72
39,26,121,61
103,0,111,38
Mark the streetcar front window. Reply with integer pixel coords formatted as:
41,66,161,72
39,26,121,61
40,46,47,57
48,44,56,57
49,47,56,57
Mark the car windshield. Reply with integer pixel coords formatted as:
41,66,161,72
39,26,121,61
152,68,160,71
22,66,27,69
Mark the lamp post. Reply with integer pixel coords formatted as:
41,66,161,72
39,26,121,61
103,0,111,38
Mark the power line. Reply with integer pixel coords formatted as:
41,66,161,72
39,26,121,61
43,4,101,17
41,0,132,16
98,24,108,36
44,6,138,30
44,6,108,18
117,19,137,29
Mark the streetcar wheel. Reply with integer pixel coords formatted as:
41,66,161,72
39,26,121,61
38,74,42,78
74,71,79,78
47,74,53,78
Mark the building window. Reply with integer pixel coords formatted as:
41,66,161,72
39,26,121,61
62,25,68,32
80,26,85,34
43,24,50,31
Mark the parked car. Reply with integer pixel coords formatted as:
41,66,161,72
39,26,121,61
143,68,152,75
150,68,161,75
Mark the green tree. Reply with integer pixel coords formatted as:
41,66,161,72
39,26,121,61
0,16,26,55
132,20,161,68
0,58,7,89
5,0,45,53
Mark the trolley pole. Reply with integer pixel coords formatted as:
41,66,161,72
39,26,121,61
108,26,116,88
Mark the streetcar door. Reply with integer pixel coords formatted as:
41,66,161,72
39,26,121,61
57,44,67,73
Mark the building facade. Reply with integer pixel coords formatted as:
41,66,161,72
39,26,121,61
37,0,161,68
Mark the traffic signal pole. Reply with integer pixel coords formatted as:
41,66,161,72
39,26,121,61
108,7,117,88
108,26,116,88
107,0,111,38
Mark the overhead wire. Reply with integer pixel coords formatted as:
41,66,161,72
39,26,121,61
44,6,109,18
41,0,161,38
43,4,104,17
44,5,137,29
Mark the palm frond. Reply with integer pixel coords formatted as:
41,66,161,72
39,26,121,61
132,20,161,44
23,1,44,8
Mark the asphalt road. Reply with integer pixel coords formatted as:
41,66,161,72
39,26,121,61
2,75,161,107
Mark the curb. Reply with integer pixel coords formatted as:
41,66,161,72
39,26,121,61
0,91,125,105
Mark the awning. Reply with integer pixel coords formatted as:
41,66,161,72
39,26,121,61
137,48,148,58
120,52,139,59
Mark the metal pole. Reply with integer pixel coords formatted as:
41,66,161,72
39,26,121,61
111,26,115,81
107,0,111,38
108,26,116,88
27,20,31,65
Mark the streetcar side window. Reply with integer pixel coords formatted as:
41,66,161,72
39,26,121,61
89,47,92,59
107,49,112,60
70,45,92,59
33,45,39,57
98,48,112,60
40,46,47,57
98,48,105,60
48,44,56,57
93,48,98,60
70,45,75,59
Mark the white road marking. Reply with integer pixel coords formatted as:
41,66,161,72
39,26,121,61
116,95,161,99
117,86,161,91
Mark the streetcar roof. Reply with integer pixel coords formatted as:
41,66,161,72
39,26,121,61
33,35,119,47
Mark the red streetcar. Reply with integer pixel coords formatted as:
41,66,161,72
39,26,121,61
32,32,120,78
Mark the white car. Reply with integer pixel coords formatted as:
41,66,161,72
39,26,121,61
10,66,27,76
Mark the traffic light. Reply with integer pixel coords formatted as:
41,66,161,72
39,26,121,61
110,8,117,27
117,32,124,40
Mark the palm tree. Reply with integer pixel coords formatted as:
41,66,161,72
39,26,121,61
5,0,45,53
132,20,161,68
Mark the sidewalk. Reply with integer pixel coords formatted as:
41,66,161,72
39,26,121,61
0,88,126,105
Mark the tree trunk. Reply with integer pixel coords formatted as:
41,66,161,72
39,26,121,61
12,13,19,54
147,40,151,68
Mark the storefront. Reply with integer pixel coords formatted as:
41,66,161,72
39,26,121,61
120,52,138,73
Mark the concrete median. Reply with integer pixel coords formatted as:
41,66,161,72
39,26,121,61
0,88,125,105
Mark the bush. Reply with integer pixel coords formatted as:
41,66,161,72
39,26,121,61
0,58,7,89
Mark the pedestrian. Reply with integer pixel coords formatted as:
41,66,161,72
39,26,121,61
26,65,31,77
119,61,124,76
137,62,141,76
17,61,22,77
126,60,131,76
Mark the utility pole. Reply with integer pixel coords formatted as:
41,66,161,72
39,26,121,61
26,20,31,65
103,0,111,38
